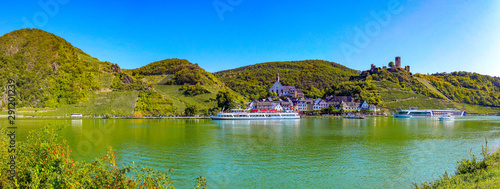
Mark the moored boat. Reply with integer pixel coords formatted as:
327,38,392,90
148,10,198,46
210,109,300,120
393,114,412,118
344,115,366,119
393,109,465,118
439,114,455,121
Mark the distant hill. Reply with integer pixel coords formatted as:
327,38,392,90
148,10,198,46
351,67,499,113
125,58,223,86
0,29,245,116
123,58,247,115
215,60,359,100
0,29,112,107
416,72,500,107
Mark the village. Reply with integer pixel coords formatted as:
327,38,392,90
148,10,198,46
245,71,379,115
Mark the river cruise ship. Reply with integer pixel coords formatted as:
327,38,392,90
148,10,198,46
393,109,465,118
210,109,300,120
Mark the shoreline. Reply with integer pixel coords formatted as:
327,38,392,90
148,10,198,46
414,147,500,188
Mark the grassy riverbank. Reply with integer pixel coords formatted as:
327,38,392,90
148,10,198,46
414,145,500,188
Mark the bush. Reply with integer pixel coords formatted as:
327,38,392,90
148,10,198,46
185,104,199,116
455,155,487,175
179,83,210,96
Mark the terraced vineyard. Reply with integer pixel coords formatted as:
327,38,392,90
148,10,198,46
18,91,140,116
153,84,220,113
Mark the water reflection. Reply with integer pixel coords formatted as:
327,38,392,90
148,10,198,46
440,119,455,127
71,119,82,127
212,119,300,128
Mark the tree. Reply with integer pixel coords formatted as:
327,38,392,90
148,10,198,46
216,89,238,111
208,107,220,115
185,104,198,116
389,61,395,68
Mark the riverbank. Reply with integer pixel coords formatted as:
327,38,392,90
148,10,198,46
0,114,211,119
414,146,500,188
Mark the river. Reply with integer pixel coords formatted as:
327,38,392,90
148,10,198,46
4,116,500,188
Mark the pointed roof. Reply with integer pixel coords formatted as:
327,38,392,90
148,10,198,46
276,71,280,82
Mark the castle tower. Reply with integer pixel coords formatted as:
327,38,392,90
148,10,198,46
395,56,401,69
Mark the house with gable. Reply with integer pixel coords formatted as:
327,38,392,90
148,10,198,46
313,98,328,110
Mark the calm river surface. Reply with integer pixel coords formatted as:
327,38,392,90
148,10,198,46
4,116,500,188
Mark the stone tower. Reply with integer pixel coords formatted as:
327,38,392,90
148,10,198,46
395,56,401,69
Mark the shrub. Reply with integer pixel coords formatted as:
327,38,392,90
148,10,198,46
179,83,210,96
455,155,487,175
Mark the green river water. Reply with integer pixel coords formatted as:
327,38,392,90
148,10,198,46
3,116,500,188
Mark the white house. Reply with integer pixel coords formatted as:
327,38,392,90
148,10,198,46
360,101,370,109
313,98,322,110
297,99,308,111
318,100,328,109
272,103,283,111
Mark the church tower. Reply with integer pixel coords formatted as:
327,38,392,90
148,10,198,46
269,71,283,96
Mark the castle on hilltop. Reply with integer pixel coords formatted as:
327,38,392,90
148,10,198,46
370,56,410,73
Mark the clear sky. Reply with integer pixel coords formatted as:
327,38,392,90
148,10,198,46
1,0,499,76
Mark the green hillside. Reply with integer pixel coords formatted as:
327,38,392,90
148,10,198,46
215,60,359,100
417,72,500,107
345,67,499,113
125,58,223,86
124,59,247,115
0,29,112,108
0,29,245,116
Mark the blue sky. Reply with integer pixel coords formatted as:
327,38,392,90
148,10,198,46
1,0,499,76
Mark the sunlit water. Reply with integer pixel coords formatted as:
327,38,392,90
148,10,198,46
3,116,500,188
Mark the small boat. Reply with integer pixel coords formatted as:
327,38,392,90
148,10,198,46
439,114,454,121
344,115,366,119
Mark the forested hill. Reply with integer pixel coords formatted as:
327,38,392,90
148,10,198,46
417,72,500,107
0,28,112,107
125,58,223,86
215,60,359,100
0,29,245,116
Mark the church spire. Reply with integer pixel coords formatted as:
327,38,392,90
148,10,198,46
276,71,280,82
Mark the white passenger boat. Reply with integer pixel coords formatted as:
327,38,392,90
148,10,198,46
393,109,465,118
210,109,300,120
